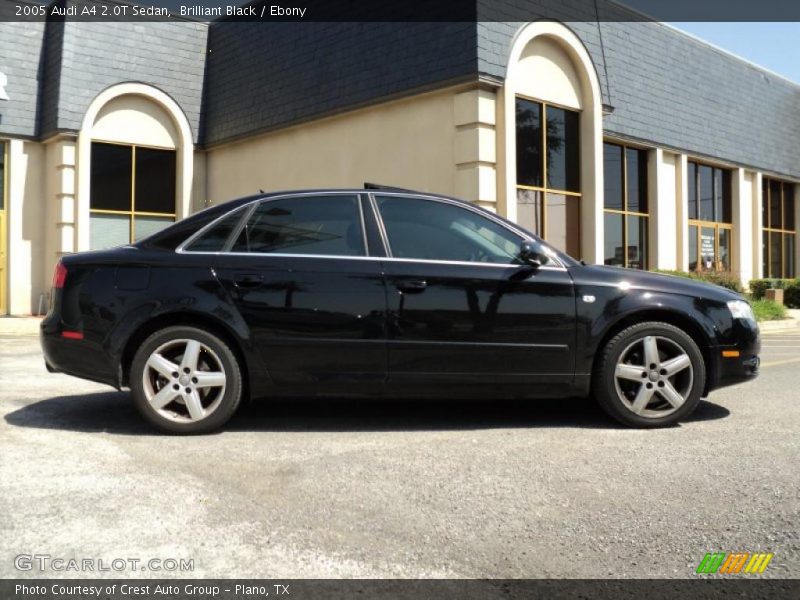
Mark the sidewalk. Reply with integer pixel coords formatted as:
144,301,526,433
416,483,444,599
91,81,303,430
759,308,800,334
0,316,43,336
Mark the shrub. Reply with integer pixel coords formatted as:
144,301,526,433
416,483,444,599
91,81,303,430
650,269,744,294
749,278,800,308
751,299,788,321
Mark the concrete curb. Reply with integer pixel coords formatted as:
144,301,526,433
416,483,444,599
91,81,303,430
0,317,43,336
759,319,800,334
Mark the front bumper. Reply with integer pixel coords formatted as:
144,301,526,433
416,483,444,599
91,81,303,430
710,319,760,391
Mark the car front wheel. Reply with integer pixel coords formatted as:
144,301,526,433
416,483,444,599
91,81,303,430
130,326,242,434
593,322,706,428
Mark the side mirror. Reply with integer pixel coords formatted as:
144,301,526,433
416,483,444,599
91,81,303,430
518,240,548,267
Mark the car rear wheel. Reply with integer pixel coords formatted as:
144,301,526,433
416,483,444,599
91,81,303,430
131,326,242,434
593,322,705,428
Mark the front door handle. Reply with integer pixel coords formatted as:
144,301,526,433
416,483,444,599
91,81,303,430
396,279,427,293
233,273,264,289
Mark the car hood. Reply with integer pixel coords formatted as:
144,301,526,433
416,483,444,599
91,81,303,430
571,264,744,303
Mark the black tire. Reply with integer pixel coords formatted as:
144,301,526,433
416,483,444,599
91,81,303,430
592,321,705,428
130,326,242,434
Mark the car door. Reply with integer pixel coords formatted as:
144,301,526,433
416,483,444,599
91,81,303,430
193,193,388,391
371,193,576,390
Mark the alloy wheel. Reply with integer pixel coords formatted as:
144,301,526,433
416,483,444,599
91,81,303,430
142,338,227,423
613,335,694,418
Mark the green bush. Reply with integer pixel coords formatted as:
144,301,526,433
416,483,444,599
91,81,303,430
751,299,788,321
650,269,744,294
749,278,800,308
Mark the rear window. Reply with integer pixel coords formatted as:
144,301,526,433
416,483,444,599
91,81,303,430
136,201,249,251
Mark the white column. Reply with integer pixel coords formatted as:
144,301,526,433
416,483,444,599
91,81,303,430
675,154,689,271
732,168,754,287
649,148,678,270
794,183,800,278
754,173,764,279
453,88,498,211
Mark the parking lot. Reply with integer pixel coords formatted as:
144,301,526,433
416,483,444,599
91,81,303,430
1,328,798,578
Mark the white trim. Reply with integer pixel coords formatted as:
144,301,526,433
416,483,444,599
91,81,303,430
76,83,194,252
501,21,604,264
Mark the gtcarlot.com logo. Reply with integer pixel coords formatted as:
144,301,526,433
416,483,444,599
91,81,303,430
14,554,194,572
696,552,773,574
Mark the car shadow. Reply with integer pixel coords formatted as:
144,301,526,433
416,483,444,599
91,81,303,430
3,391,731,436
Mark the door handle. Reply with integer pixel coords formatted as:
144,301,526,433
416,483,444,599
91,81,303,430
396,279,427,293
233,273,264,289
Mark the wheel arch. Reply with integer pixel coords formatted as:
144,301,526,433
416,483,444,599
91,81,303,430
591,309,714,396
120,311,253,399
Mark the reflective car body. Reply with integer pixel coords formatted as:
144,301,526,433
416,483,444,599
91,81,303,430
41,189,760,412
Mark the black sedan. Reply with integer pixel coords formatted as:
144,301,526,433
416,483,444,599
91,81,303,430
41,188,760,433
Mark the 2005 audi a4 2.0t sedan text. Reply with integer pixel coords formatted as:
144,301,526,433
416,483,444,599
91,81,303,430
41,188,760,433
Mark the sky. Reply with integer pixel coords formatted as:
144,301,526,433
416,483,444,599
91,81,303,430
669,22,800,85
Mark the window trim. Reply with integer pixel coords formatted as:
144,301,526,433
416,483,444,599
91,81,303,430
762,177,797,278
514,94,582,253
602,140,650,269
89,140,177,244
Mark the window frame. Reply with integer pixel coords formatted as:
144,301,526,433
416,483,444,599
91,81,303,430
89,140,177,245
686,159,734,272
602,140,650,269
762,177,797,278
514,94,582,248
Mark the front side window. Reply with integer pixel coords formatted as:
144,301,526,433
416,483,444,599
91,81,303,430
90,142,176,249
375,195,532,265
515,98,581,259
762,178,796,278
231,195,365,256
687,161,732,271
602,142,649,269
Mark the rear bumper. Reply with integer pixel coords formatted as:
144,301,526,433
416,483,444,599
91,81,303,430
709,320,760,391
40,316,120,388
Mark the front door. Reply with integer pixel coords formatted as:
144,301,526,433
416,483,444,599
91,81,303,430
373,194,576,390
212,193,387,390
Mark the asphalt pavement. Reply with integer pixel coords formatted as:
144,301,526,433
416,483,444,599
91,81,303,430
1,330,798,578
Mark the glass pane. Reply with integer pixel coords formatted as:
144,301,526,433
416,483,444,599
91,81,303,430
770,179,782,230
688,225,698,271
515,98,542,187
517,188,543,237
688,162,697,220
627,215,648,269
603,143,623,210
546,106,580,192
184,209,245,252
718,228,730,271
784,183,795,230
91,143,132,212
717,169,732,223
626,148,648,213
233,195,365,256
134,216,174,242
761,178,769,228
762,230,769,277
785,234,796,278
698,165,713,222
700,226,715,271
770,231,782,279
546,193,580,259
90,213,130,250
603,211,624,266
135,147,176,214
0,140,5,210
376,196,524,264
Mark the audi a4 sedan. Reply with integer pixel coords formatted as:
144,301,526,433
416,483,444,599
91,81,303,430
41,188,760,433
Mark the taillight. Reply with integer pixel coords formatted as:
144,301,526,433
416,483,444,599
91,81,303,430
52,261,67,289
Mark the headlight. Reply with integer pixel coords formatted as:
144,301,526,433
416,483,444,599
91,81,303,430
727,300,755,322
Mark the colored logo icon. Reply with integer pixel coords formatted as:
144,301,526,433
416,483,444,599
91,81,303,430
696,552,774,574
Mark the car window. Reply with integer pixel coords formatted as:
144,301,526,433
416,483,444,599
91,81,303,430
375,195,525,264
183,208,246,252
231,195,365,256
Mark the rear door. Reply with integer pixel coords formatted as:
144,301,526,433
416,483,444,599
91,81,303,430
371,194,576,389
187,193,388,391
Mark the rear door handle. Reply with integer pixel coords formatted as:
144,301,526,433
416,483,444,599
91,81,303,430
396,279,427,293
233,273,264,289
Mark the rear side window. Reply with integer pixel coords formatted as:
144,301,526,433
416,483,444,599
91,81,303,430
375,195,524,264
183,209,246,252
231,195,365,256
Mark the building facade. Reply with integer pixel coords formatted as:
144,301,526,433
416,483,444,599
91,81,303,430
0,1,798,315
